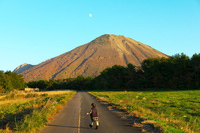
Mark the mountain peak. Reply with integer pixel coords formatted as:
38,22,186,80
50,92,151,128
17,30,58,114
90,34,129,47
13,63,34,74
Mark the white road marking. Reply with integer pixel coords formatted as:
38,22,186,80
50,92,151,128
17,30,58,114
78,95,82,133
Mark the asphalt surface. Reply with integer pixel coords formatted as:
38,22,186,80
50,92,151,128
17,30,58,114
38,92,141,133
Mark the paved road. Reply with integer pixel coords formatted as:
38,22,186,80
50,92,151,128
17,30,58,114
38,92,141,133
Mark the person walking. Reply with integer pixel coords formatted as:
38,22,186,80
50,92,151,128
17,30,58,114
87,103,99,129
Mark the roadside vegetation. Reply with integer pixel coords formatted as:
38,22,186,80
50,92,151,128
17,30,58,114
89,91,200,133
0,90,76,133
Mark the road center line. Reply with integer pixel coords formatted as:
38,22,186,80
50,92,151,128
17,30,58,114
78,95,82,133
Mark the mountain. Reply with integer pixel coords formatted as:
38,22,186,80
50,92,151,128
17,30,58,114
21,34,169,82
13,63,34,74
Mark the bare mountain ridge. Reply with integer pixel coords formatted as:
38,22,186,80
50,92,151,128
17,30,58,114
13,63,34,74
21,34,169,82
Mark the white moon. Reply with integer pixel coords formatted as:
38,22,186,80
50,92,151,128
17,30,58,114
89,14,92,17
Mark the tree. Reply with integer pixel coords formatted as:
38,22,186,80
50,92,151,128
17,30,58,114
0,72,13,92
124,64,142,90
5,71,25,90
190,53,200,89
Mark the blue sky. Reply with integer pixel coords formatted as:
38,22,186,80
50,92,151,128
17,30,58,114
0,0,200,71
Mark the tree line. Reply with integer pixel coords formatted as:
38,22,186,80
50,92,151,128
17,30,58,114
0,71,25,93
27,53,200,91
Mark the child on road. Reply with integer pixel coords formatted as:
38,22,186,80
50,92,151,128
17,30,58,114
87,103,99,129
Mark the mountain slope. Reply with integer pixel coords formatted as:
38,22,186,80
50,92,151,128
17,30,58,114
21,34,169,82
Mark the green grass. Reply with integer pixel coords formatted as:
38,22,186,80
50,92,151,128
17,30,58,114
0,91,76,133
89,90,200,133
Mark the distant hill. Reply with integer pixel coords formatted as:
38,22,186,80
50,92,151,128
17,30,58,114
13,63,34,74
21,34,169,82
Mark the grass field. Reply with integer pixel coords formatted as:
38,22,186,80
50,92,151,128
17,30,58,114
0,90,76,133
89,90,200,133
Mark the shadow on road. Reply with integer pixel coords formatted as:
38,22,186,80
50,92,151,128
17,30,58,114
47,124,90,129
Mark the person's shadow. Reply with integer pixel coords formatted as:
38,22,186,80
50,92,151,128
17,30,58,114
47,124,90,129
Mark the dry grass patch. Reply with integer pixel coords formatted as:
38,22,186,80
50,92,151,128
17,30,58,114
32,90,71,95
15,90,71,95
0,90,76,133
